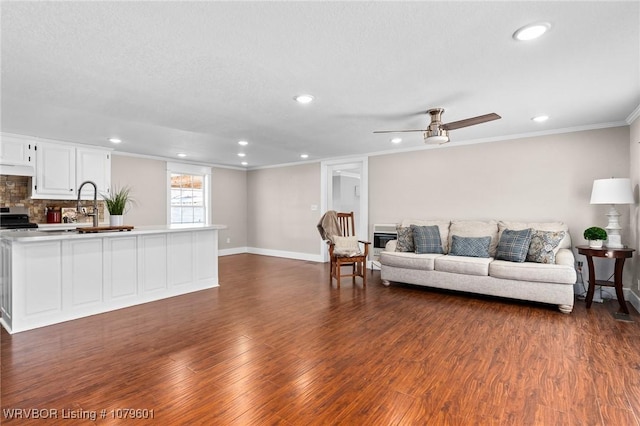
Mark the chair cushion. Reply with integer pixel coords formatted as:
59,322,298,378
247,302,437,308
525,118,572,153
526,230,566,264
449,235,491,258
411,225,444,254
395,226,415,252
332,235,361,256
496,228,533,262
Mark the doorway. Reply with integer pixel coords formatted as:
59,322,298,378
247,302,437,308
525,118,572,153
320,157,369,262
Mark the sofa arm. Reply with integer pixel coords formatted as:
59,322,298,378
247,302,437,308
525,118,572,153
555,248,575,267
384,239,398,252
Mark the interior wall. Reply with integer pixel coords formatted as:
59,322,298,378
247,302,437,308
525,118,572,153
111,154,166,226
211,167,247,250
629,115,640,300
247,163,320,255
369,126,631,279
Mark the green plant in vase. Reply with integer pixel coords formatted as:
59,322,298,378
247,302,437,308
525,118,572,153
583,227,607,248
102,186,132,226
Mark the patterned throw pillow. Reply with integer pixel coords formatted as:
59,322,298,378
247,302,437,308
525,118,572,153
395,226,415,252
527,230,566,264
449,235,491,258
496,228,533,262
332,236,361,257
410,225,444,254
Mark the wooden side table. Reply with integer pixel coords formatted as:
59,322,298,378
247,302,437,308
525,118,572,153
576,245,635,315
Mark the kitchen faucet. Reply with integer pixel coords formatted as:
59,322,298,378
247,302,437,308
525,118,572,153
77,181,99,228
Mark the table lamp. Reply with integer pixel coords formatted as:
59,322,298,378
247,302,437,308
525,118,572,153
589,177,634,248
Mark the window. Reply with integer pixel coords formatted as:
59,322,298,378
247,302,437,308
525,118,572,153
167,162,211,225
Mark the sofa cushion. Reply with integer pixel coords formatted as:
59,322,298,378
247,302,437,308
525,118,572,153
449,220,499,257
401,220,451,253
449,235,491,258
435,255,492,276
395,226,415,252
380,251,443,271
526,230,566,264
498,221,571,250
489,260,576,284
496,228,532,262
411,225,444,254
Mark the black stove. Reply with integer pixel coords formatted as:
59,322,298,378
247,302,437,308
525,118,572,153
0,207,39,230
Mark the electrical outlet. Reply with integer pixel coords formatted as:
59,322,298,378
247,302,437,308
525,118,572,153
226,238,231,244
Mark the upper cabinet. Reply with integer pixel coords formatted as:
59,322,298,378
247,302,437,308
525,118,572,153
76,147,111,198
0,135,33,166
31,141,111,200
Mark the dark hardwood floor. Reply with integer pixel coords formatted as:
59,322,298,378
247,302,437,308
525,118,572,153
2,253,640,425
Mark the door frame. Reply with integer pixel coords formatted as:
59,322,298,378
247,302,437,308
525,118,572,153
320,156,369,262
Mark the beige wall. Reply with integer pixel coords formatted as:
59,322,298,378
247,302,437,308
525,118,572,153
111,154,166,226
112,155,249,250
247,163,320,255
211,167,247,250
629,115,640,300
369,126,631,253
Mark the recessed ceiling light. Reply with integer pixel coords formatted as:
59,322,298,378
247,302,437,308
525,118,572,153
513,22,551,41
391,137,402,144
300,154,309,159
238,153,246,157
532,115,549,122
238,140,248,146
241,161,248,166
177,153,187,158
108,138,122,144
294,94,314,104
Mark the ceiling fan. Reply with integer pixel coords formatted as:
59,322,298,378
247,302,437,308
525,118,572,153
374,108,501,145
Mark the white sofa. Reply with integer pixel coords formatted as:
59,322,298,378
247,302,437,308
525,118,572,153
380,220,577,313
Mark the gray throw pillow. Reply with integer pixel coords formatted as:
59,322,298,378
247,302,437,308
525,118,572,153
496,228,533,262
410,225,444,254
395,226,414,252
527,230,566,264
449,235,491,258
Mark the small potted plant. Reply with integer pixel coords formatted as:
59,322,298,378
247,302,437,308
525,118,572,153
583,227,607,248
102,186,132,226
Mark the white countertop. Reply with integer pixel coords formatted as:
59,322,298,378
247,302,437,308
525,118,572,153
1,224,227,242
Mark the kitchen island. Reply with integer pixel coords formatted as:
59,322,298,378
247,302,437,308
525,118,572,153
0,224,226,333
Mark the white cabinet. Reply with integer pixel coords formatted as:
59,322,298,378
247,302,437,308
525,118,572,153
31,142,111,200
0,135,33,166
76,147,111,197
33,142,76,197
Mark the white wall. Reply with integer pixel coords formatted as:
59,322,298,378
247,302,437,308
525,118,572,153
211,167,247,251
368,127,630,251
247,163,321,258
629,115,640,301
111,154,167,226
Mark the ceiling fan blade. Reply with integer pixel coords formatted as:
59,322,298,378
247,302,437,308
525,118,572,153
373,129,426,134
441,113,501,131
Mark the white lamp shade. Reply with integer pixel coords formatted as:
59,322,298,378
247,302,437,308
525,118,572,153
590,178,634,204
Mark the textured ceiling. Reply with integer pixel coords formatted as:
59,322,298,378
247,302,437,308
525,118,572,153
1,1,639,168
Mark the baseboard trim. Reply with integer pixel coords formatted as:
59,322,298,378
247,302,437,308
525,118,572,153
247,247,323,263
218,247,250,257
627,288,640,314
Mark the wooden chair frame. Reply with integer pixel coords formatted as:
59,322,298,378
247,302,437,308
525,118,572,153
328,212,371,288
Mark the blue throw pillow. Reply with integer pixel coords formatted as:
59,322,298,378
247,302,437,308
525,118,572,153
449,235,491,258
496,228,533,262
410,225,444,254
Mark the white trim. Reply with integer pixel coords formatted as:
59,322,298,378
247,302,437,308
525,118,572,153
167,161,212,176
247,247,324,263
219,247,249,257
627,288,640,314
627,104,640,124
320,156,369,263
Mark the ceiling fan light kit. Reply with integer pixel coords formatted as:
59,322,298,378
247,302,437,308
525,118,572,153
374,107,500,145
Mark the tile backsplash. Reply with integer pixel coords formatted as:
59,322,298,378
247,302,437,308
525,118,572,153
0,175,104,223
